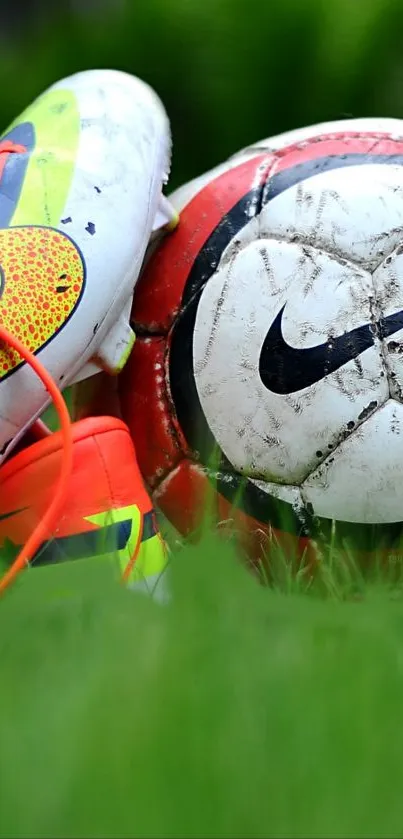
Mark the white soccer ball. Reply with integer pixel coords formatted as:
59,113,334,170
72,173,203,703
122,118,403,563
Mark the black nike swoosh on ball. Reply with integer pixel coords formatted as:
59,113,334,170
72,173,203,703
259,304,403,395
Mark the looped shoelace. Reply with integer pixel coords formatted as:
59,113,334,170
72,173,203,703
0,324,73,594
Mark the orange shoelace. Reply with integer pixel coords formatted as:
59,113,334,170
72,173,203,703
0,324,73,594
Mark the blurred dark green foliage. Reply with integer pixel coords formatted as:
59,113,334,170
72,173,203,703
1,0,403,189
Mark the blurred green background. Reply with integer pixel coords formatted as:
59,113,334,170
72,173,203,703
1,0,403,190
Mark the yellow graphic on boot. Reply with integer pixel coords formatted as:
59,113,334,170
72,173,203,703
0,225,85,378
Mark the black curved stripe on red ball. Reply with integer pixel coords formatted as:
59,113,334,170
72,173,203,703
169,150,403,547
181,151,403,308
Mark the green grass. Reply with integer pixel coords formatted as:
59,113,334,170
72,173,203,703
1,535,403,838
